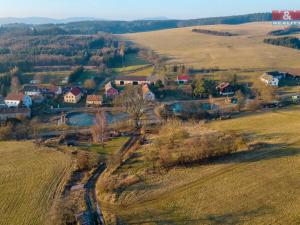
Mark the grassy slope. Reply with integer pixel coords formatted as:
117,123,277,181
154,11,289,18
123,22,300,70
0,142,73,225
100,106,300,224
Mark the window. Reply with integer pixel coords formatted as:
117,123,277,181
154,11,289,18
133,81,138,85
120,81,125,85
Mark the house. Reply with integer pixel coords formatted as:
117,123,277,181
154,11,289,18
176,75,189,85
142,84,155,101
64,87,82,104
216,82,234,96
260,74,279,87
115,76,151,86
0,107,31,121
86,95,103,106
105,82,119,98
23,85,41,97
5,93,32,108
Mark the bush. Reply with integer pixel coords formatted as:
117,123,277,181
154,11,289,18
153,120,247,168
0,123,14,140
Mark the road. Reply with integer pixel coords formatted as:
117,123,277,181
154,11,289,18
84,163,107,225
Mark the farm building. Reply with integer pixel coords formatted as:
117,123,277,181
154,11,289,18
5,93,32,108
86,95,103,106
115,76,151,86
64,87,82,104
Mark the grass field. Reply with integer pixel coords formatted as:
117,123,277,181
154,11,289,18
99,106,300,224
123,22,300,71
0,142,73,225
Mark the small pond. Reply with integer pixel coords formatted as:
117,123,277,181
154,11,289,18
66,112,129,127
171,102,218,114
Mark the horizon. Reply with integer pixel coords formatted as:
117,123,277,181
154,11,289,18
1,0,300,21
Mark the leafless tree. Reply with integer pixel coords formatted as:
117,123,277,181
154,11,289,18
115,86,148,128
91,109,107,146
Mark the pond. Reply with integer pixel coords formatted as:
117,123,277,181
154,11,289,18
66,112,129,127
171,102,218,114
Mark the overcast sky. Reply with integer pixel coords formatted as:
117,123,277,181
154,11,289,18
1,0,300,20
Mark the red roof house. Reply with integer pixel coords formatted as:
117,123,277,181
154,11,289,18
176,75,190,84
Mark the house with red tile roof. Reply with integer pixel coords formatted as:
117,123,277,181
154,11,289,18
176,75,190,85
64,87,82,103
86,95,103,106
5,93,32,108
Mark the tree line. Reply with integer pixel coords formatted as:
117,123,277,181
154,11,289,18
264,36,300,50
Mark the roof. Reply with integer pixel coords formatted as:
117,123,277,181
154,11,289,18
177,75,189,81
86,95,103,102
23,85,40,92
261,74,278,82
105,82,113,91
106,87,118,96
69,87,81,96
216,82,231,90
115,76,148,82
5,93,25,101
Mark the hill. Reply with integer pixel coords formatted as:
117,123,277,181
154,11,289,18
123,22,300,70
0,142,73,225
0,13,271,35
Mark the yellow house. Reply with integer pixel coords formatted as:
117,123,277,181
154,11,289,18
64,87,82,104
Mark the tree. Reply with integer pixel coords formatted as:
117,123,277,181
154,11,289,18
10,76,21,93
84,79,96,90
115,86,148,128
236,90,245,112
253,81,277,102
192,79,206,97
91,110,107,146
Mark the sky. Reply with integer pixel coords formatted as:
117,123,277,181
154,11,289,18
1,0,300,20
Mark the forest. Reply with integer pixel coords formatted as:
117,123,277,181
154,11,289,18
264,36,300,50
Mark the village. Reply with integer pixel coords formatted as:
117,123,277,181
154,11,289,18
1,67,300,127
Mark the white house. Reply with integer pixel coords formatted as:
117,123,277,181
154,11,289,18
260,74,279,87
142,84,155,101
5,93,32,108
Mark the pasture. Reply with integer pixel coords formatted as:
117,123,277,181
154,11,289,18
99,106,300,224
123,22,300,71
0,142,73,225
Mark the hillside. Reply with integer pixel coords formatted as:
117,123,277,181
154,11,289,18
97,107,300,224
123,22,300,70
0,13,271,35
0,142,73,225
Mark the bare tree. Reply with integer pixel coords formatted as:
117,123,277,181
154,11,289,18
10,76,21,93
115,86,148,129
91,109,107,146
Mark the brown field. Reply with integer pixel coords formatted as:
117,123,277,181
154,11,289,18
123,22,300,71
98,106,300,224
0,142,73,225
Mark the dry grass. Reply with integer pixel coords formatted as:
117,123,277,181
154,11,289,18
99,106,300,224
123,22,300,70
0,141,73,225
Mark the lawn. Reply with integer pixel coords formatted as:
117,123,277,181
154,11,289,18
98,106,300,224
123,22,300,71
0,141,73,225
82,137,130,156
